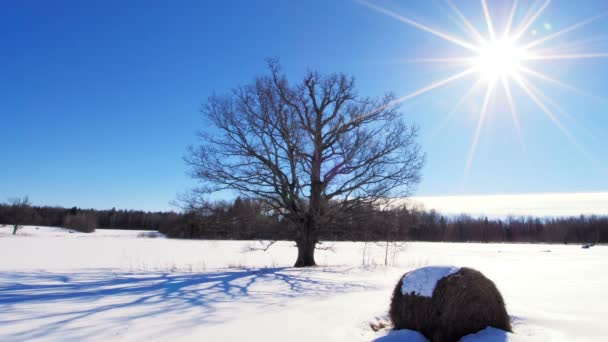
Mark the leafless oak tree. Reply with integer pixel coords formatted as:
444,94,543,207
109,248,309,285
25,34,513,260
186,60,424,267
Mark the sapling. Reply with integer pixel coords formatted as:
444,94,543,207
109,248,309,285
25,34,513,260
12,224,22,235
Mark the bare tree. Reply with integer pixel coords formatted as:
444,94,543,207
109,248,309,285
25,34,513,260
186,60,424,267
8,196,31,235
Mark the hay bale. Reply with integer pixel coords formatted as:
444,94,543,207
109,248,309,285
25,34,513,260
389,266,511,342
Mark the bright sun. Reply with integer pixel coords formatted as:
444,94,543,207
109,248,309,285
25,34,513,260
475,40,527,81
359,0,608,175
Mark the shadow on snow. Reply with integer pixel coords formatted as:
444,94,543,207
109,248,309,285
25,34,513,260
0,267,371,340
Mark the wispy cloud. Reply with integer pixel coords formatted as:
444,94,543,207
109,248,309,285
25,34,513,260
408,192,608,218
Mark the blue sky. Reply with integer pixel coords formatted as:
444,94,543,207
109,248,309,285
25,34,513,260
2,0,608,212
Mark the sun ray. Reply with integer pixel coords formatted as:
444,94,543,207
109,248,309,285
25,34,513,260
519,66,579,92
465,81,495,177
512,75,579,147
520,77,599,162
531,35,608,58
530,83,563,110
515,78,598,163
431,78,483,138
393,67,477,105
446,0,487,44
481,0,496,41
525,52,608,61
501,78,526,151
524,12,608,49
527,79,602,144
405,57,476,64
356,0,479,51
512,0,552,41
525,78,601,145
503,0,519,38
524,78,577,122
519,66,605,102
521,78,601,162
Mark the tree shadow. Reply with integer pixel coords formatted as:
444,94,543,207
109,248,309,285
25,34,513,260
0,267,371,340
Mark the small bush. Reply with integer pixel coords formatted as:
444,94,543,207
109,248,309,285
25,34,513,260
62,213,96,233
137,232,160,238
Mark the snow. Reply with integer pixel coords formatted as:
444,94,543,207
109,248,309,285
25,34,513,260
1,226,607,341
0,225,166,238
460,327,528,342
376,327,524,342
374,329,429,342
401,265,460,297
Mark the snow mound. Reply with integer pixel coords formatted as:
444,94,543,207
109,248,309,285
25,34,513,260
374,327,526,342
401,265,460,297
376,327,523,342
460,327,526,341
374,329,429,342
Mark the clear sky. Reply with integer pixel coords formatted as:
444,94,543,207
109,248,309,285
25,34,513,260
2,0,608,213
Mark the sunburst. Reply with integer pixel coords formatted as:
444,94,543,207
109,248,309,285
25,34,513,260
358,0,608,176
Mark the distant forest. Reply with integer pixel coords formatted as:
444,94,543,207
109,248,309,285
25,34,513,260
1,198,607,244
0,203,183,234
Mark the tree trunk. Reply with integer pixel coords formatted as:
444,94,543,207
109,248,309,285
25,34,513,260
294,238,316,267
294,219,317,267
293,111,324,268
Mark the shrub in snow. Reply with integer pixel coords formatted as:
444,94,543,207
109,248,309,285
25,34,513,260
62,213,96,233
389,266,511,342
137,232,161,238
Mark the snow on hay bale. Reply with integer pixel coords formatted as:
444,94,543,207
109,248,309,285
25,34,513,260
389,266,511,342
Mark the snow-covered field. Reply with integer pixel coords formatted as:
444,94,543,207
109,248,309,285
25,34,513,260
0,226,606,341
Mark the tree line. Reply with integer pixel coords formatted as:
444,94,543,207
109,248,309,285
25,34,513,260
2,197,606,244
163,197,608,245
141,196,608,245
0,199,182,233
